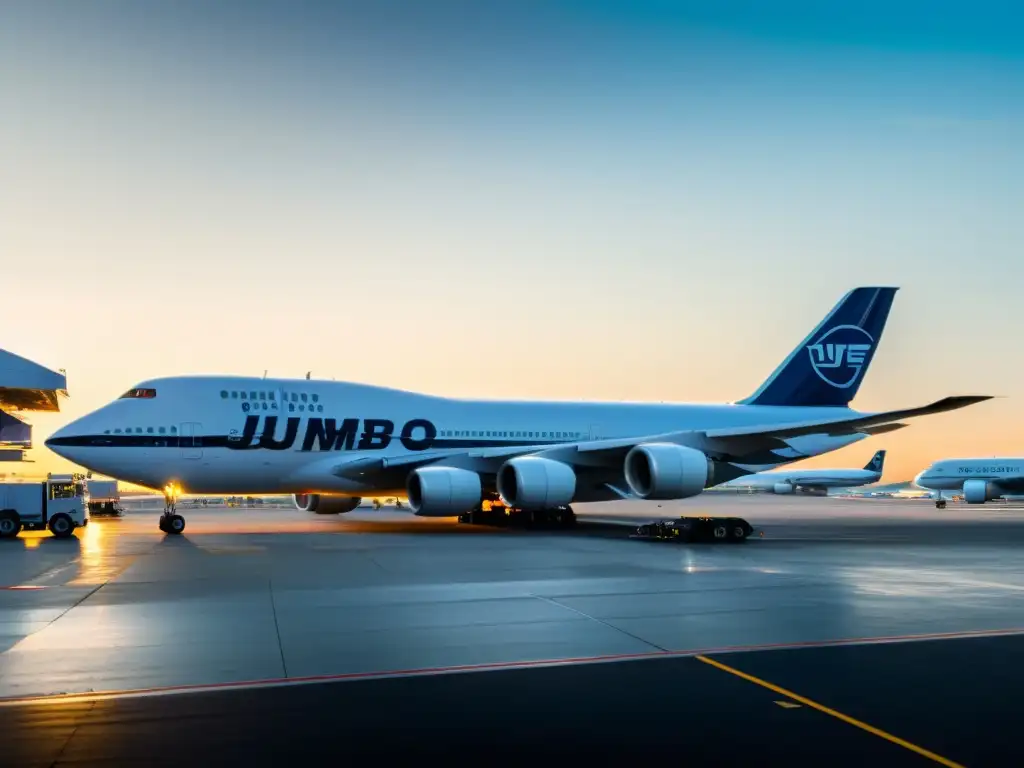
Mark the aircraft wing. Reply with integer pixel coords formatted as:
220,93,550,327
993,476,1024,494
537,395,992,466
331,396,991,485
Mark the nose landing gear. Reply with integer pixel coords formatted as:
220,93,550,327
160,487,186,535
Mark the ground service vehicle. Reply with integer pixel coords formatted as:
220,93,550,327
86,479,122,517
458,499,576,528
0,475,89,539
630,516,754,543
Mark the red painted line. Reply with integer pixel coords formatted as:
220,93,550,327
2,625,1023,706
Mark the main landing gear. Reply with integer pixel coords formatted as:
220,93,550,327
459,502,577,529
159,492,186,535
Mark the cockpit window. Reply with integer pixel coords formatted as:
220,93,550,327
120,388,157,399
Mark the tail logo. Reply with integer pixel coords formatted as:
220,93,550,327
806,325,874,389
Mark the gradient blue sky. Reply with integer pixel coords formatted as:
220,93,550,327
2,0,1022,482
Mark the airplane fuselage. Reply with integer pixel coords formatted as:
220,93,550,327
731,467,881,490
47,375,870,495
915,458,1024,493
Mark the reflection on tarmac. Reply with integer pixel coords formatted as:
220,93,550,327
0,496,1022,703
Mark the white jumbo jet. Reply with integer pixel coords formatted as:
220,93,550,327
45,286,991,535
719,449,886,496
914,458,1024,509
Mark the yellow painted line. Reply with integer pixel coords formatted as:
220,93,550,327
696,655,966,768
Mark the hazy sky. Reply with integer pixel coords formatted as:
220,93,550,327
3,0,1022,483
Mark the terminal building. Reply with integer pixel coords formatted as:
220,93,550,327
0,347,68,469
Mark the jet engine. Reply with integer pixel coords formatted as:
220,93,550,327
496,456,576,510
406,466,482,517
293,494,362,514
963,478,997,504
624,443,713,500
773,482,794,495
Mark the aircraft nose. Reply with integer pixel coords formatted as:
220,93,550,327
45,419,84,459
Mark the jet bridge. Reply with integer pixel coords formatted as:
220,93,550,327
0,347,68,463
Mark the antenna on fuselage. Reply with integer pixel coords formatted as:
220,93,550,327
305,371,311,380
263,370,267,379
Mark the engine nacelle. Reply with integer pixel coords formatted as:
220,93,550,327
406,466,482,517
496,456,576,510
773,482,794,495
624,443,712,500
963,478,997,504
292,494,362,514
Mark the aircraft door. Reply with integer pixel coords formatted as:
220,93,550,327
180,422,203,459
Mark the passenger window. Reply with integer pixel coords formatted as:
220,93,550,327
220,391,228,399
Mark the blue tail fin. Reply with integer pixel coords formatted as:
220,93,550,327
738,287,898,407
863,450,886,472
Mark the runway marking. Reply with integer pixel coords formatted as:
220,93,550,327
2,624,1024,707
696,655,966,768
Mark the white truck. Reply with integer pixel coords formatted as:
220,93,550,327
0,475,90,539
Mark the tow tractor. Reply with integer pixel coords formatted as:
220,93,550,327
458,498,577,528
630,516,754,544
0,473,90,539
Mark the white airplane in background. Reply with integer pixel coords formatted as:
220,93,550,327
720,449,886,495
46,286,991,535
914,458,1024,509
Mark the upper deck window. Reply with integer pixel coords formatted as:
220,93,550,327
120,388,157,399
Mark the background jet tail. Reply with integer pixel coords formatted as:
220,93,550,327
737,286,898,408
863,450,886,473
